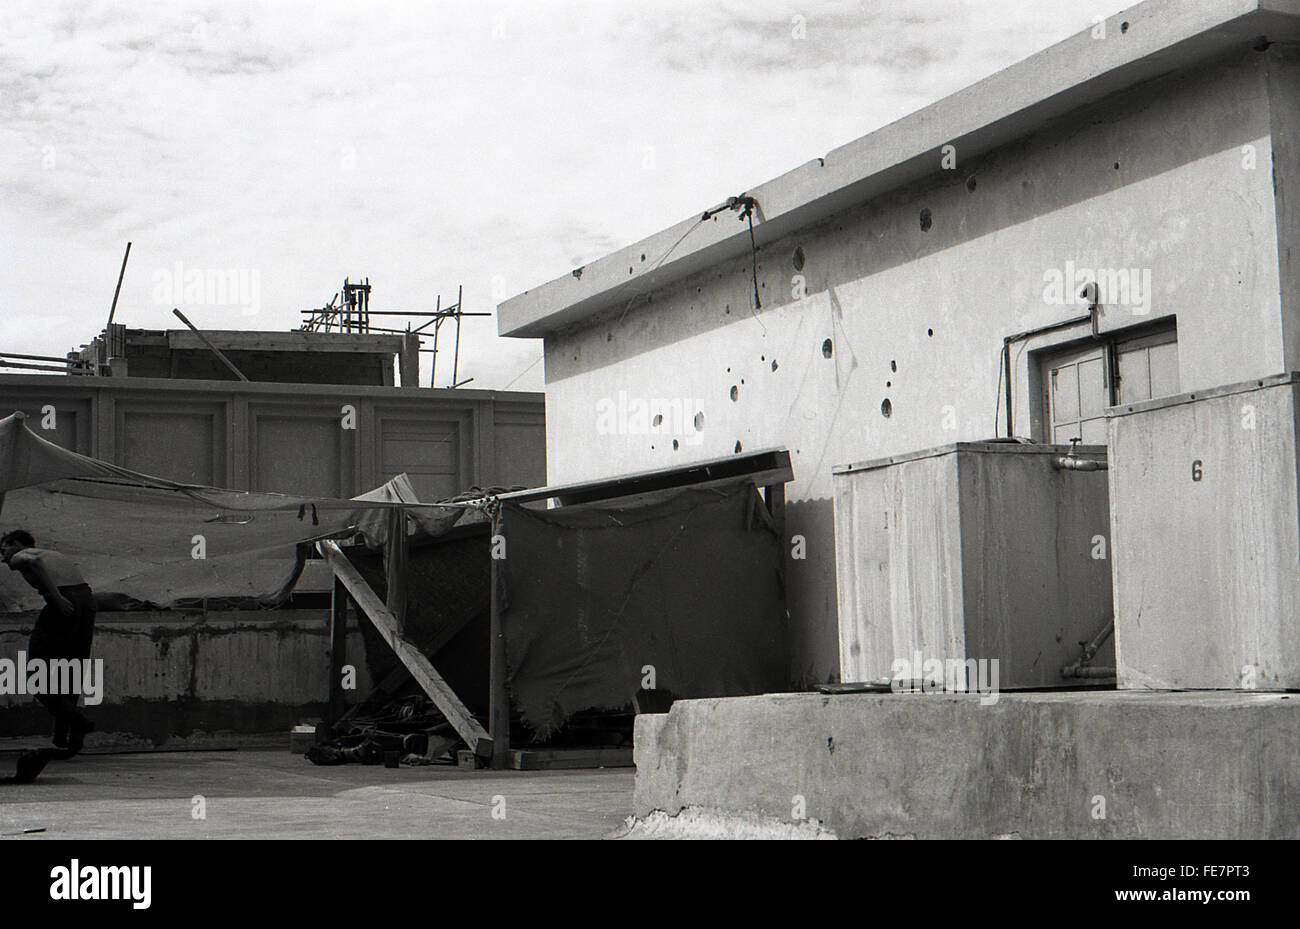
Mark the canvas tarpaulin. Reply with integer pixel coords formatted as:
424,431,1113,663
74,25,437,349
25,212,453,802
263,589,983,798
498,479,787,738
0,412,465,611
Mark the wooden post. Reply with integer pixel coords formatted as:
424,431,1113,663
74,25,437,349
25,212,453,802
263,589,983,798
327,576,348,729
489,506,510,769
399,332,419,388
385,506,409,632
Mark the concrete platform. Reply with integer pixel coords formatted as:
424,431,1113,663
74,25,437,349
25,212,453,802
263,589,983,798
0,748,634,840
633,691,1300,839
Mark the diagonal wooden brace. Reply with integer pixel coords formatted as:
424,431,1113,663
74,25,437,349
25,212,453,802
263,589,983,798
317,539,492,759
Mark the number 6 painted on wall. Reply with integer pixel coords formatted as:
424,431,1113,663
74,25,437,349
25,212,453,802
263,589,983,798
1192,459,1203,482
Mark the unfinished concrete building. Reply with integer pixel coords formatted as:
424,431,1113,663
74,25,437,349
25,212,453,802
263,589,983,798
500,0,1300,837
0,314,545,739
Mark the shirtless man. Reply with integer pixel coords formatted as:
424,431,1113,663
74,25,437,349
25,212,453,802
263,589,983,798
1,530,96,754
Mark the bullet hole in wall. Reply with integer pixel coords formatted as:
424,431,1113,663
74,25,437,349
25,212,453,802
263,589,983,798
881,398,893,418
606,332,612,342
771,359,779,371
641,253,646,261
886,381,891,388
1121,21,1129,33
792,246,806,271
730,385,739,401
1113,162,1120,170
694,411,705,432
890,360,897,372
734,441,743,453
673,439,679,451
965,176,977,192
822,339,833,358
652,413,663,427
927,328,934,337
919,208,932,232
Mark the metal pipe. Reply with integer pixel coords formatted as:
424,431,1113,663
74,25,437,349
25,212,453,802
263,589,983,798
105,241,132,329
1062,665,1116,679
452,284,463,389
0,359,92,374
1000,311,1094,436
1054,456,1107,471
0,351,85,364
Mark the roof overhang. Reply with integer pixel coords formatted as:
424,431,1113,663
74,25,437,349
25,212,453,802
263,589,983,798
498,0,1300,340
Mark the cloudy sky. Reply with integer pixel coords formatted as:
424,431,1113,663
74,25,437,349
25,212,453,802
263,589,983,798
1,0,1127,391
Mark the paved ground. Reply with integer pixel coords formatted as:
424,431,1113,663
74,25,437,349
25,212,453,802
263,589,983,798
0,745,636,840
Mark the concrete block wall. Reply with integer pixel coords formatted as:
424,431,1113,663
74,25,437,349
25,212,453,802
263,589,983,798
634,692,1300,839
0,608,374,742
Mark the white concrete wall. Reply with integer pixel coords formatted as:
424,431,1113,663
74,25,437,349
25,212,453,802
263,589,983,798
541,47,1286,685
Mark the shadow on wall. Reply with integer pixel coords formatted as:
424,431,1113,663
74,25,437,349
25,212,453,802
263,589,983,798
784,496,840,687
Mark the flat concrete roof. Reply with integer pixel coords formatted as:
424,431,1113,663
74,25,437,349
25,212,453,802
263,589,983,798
499,0,1300,339
0,745,633,839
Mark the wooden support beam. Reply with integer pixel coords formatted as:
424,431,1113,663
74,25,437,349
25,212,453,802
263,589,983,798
327,577,349,727
385,507,409,630
171,308,250,381
509,748,634,771
489,508,510,769
318,540,492,758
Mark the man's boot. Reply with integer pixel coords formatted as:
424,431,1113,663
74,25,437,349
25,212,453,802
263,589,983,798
66,716,95,756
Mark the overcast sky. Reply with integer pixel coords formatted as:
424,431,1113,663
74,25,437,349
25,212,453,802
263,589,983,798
1,0,1128,391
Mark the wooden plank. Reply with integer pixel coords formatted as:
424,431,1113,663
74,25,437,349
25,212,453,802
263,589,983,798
318,540,492,758
489,508,510,769
509,748,634,771
171,309,250,381
463,448,793,509
327,577,349,726
167,330,405,353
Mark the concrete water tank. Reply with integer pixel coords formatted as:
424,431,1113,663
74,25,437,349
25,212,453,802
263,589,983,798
832,441,1113,689
1107,373,1300,690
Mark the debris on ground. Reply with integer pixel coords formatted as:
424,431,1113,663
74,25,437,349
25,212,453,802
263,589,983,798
616,807,837,840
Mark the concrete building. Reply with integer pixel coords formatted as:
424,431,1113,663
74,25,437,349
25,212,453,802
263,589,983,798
75,326,421,387
500,0,1300,689
1,328,545,740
